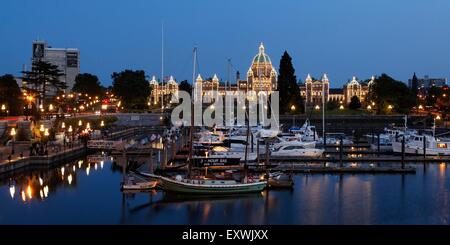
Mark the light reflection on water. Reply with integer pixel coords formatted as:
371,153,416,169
0,159,449,225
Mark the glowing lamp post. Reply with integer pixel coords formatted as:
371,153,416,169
290,105,296,126
10,128,16,155
61,122,66,150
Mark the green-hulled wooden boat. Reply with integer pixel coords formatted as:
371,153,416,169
159,176,267,194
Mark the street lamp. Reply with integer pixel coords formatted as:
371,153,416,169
40,124,45,132
367,105,372,110
1,104,6,118
68,125,73,148
339,105,344,110
10,128,16,155
78,120,82,127
100,120,105,127
290,105,296,126
61,122,66,151
315,105,320,110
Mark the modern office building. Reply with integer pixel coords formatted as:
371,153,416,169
30,40,80,91
408,74,447,90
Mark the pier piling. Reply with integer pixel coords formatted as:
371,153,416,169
377,133,380,155
423,136,426,158
339,135,343,167
401,135,405,169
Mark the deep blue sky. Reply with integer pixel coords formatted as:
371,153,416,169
1,0,449,87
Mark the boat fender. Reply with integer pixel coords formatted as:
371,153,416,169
175,175,183,181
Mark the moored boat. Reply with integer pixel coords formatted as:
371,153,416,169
158,175,267,194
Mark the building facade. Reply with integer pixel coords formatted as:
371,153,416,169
408,75,447,90
300,75,374,107
30,40,80,91
149,75,179,106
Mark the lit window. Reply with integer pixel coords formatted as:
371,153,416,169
437,143,447,149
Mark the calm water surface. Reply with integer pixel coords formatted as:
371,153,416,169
0,157,449,225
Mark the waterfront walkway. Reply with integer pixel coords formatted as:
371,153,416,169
0,127,160,175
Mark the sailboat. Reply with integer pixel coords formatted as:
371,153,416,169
155,47,267,194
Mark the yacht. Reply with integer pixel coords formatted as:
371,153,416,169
392,134,450,155
272,136,316,149
271,144,324,157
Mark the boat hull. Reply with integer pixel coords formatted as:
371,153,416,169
121,181,157,190
392,142,450,156
159,177,267,194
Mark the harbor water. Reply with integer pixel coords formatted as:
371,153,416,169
0,156,449,224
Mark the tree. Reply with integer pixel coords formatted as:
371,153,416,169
112,70,150,110
178,80,192,96
72,73,104,96
277,51,303,114
327,100,339,110
370,74,416,114
348,96,362,110
21,60,66,106
0,74,23,116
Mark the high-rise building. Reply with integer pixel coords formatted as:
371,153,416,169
408,74,447,90
31,40,80,91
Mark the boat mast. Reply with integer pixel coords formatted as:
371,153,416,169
244,97,249,182
161,21,164,111
188,47,197,178
322,75,326,144
404,115,408,130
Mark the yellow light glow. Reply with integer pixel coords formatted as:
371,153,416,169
290,105,296,111
21,191,26,201
10,128,16,136
68,174,73,185
339,105,344,110
27,185,32,199
9,185,15,199
315,105,320,110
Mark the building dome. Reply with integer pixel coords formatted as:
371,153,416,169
167,75,177,85
149,75,158,86
247,42,277,92
253,43,272,63
249,42,276,77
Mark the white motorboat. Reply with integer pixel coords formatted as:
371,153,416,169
392,134,450,155
273,136,316,149
271,144,324,157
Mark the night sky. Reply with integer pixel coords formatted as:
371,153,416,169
1,0,449,87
